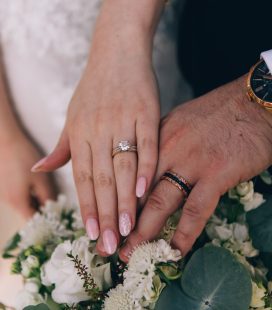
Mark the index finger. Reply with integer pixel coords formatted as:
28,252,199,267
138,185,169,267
119,176,185,262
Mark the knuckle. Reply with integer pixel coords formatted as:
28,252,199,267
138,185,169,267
183,199,208,221
116,158,133,172
174,227,192,243
146,192,166,213
94,172,113,188
80,202,94,212
74,170,93,184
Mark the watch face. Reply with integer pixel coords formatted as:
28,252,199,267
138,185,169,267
250,59,272,103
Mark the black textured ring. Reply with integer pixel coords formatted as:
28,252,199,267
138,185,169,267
160,171,192,197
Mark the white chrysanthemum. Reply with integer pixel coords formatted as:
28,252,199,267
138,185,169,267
124,240,181,304
103,285,141,310
19,195,73,249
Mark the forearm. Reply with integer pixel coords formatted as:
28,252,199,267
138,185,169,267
0,55,23,143
89,0,165,60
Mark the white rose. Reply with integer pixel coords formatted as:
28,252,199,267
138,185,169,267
41,236,112,305
250,282,266,308
14,288,44,310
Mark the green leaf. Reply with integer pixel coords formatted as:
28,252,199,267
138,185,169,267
260,170,272,185
23,304,50,310
2,232,21,257
156,281,199,310
156,246,252,310
247,195,272,252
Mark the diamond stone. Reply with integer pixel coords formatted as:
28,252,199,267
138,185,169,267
119,141,130,151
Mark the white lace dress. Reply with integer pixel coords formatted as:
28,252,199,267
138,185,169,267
0,0,187,204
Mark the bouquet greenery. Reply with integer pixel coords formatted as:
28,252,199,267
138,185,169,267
1,170,272,310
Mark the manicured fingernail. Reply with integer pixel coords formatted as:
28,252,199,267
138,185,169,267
86,218,99,240
119,213,132,237
136,176,147,198
103,229,117,255
31,157,48,172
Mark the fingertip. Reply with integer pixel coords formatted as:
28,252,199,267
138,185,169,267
119,242,133,263
136,176,147,198
96,237,108,257
31,157,49,172
86,217,100,241
119,212,132,237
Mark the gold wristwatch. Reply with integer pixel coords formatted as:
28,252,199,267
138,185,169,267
247,52,272,113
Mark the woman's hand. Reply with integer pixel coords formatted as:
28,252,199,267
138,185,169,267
0,133,56,217
119,76,272,261
31,0,164,255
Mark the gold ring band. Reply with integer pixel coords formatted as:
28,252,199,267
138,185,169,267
161,171,192,197
112,141,137,158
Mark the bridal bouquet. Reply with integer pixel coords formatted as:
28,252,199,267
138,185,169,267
2,170,272,310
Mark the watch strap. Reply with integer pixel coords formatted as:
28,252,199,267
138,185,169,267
261,49,272,74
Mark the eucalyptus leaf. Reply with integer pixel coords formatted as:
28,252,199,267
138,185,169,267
156,281,198,310
2,232,20,257
182,246,252,310
23,304,50,310
156,246,252,310
260,170,272,185
247,195,272,252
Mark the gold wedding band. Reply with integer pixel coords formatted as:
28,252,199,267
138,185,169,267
112,141,137,158
161,171,192,197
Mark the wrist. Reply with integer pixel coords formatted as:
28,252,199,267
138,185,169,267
233,75,272,127
90,0,164,59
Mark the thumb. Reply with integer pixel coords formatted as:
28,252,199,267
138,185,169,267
31,128,71,172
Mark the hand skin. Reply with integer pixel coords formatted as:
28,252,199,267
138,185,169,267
31,0,165,255
119,75,272,262
0,53,56,217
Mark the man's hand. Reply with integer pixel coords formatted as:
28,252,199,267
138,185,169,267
120,76,272,261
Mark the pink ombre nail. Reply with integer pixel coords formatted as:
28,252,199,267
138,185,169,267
103,229,117,255
31,157,48,172
86,218,99,240
119,213,132,237
136,176,147,198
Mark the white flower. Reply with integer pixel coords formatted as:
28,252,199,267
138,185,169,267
21,255,40,277
250,282,266,308
243,193,266,212
19,195,73,249
232,223,249,242
41,236,112,305
103,285,141,310
24,278,41,294
14,284,44,310
206,216,249,243
72,209,84,230
228,181,265,212
123,240,181,307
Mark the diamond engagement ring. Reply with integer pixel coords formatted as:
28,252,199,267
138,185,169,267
112,141,137,158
